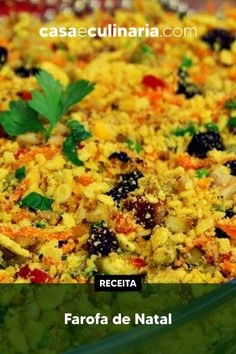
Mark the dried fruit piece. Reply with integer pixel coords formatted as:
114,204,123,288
87,225,119,256
107,170,143,204
202,29,235,50
187,131,225,159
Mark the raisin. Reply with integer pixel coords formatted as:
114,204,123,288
125,197,166,229
107,170,143,204
109,152,131,163
14,67,40,78
215,227,229,239
202,28,235,50
87,226,119,256
187,131,225,159
176,68,201,99
224,160,236,176
52,42,68,51
111,103,118,110
0,47,8,67
125,197,156,229
58,240,68,248
225,208,235,219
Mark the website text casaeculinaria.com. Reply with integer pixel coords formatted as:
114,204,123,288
39,24,198,38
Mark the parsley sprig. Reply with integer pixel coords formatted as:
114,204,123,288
0,70,95,139
62,120,92,166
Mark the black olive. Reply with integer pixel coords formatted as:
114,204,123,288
106,170,143,204
14,67,40,78
225,209,235,219
215,227,229,239
176,68,201,99
109,152,131,163
224,160,236,177
187,131,225,159
0,46,8,67
202,28,235,50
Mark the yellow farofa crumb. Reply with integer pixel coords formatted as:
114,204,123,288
0,0,235,283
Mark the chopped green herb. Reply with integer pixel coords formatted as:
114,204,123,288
131,44,154,63
34,221,48,229
67,54,75,61
20,192,54,211
61,255,68,261
225,100,236,109
180,56,192,69
15,166,25,182
196,169,209,178
172,123,197,136
62,120,92,166
91,220,105,228
204,122,218,132
126,139,142,154
142,44,153,54
213,205,224,212
228,117,236,129
0,70,95,139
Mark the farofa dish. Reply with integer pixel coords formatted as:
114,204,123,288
0,0,235,283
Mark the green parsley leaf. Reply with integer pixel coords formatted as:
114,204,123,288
29,71,95,138
20,192,54,211
225,100,236,109
62,120,92,166
172,123,197,136
196,169,209,178
0,100,45,137
180,56,192,69
228,117,236,129
63,135,83,166
15,166,25,182
126,139,142,154
29,70,62,137
59,80,95,117
204,122,218,132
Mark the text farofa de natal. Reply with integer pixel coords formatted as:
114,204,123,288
64,312,172,325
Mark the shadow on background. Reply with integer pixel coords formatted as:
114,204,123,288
0,284,236,354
